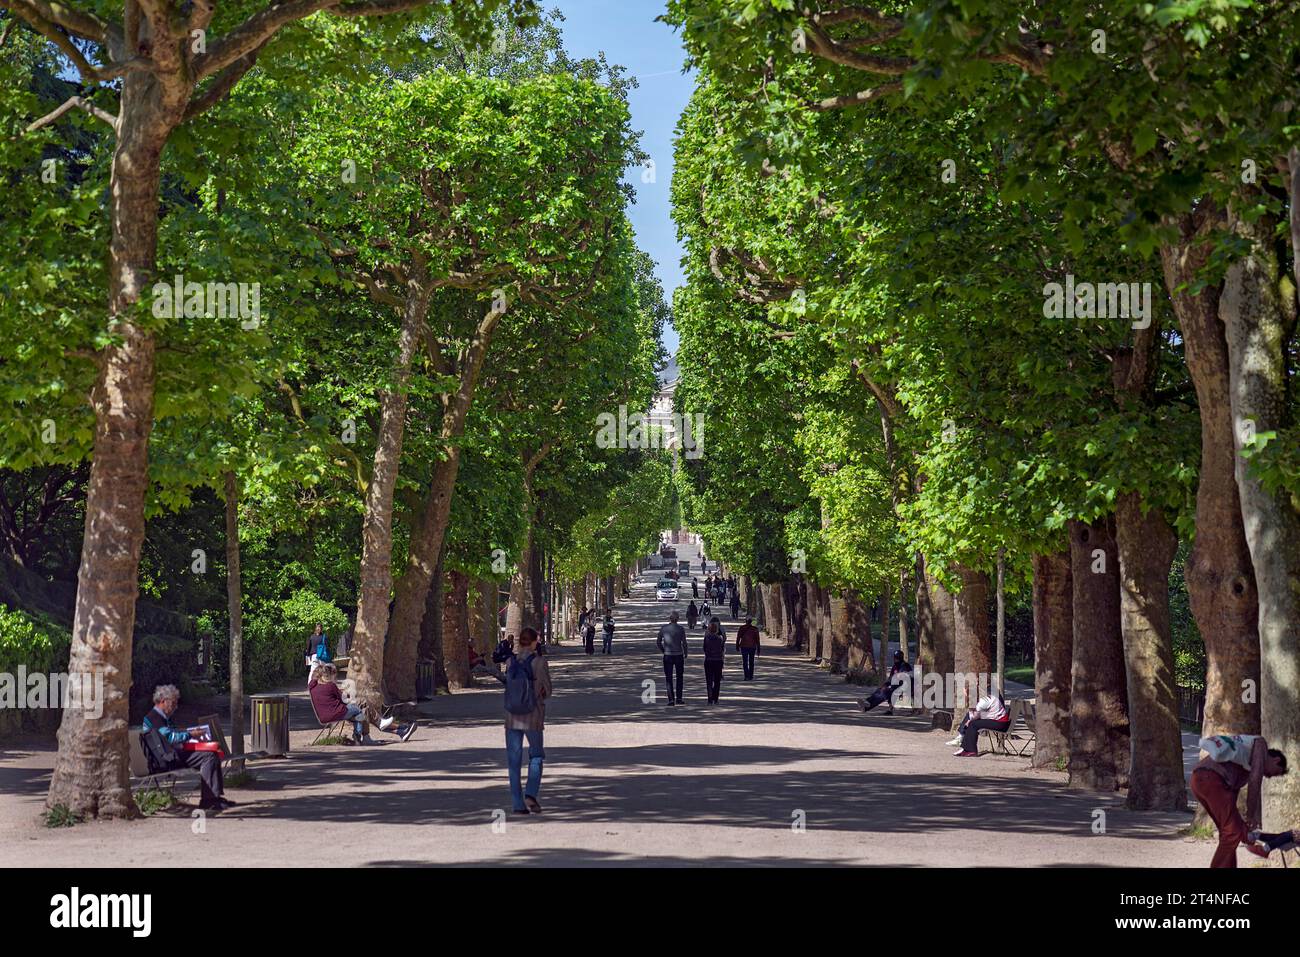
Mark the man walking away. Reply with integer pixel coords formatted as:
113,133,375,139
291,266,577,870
703,620,725,704
602,611,616,655
1190,734,1289,867
504,628,552,815
736,617,760,680
656,610,688,706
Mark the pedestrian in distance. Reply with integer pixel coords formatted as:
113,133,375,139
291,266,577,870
602,610,616,654
656,610,688,706
735,617,760,680
503,627,551,815
583,616,596,655
692,578,698,599
729,587,740,620
686,600,699,631
703,619,725,704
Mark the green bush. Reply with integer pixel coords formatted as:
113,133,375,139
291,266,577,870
0,603,71,676
130,633,201,721
242,589,349,690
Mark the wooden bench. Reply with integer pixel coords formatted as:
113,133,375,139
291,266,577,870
979,698,1037,756
128,714,267,792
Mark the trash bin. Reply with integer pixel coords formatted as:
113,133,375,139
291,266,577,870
416,659,435,701
250,693,290,756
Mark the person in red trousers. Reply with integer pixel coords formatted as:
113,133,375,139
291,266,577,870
1189,734,1288,867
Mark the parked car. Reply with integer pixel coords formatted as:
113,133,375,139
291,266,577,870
677,560,691,576
656,578,679,601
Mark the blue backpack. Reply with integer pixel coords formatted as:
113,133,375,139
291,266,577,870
504,653,537,715
315,635,330,661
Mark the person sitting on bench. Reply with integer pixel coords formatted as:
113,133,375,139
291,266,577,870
949,692,1010,757
857,652,913,715
141,684,235,811
309,663,416,745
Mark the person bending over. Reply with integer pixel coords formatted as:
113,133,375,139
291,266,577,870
1191,734,1289,868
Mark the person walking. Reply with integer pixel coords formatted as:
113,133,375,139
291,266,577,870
583,615,596,656
503,627,552,815
601,611,616,655
729,585,741,620
686,600,699,631
702,620,725,704
1190,734,1289,867
692,577,699,599
736,617,760,680
656,610,688,706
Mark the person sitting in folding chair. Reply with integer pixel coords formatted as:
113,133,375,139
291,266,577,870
857,652,912,716
141,684,234,812
309,663,416,745
948,692,1010,757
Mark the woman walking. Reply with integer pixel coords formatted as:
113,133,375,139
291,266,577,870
686,600,699,631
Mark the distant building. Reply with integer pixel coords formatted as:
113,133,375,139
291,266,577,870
648,358,680,453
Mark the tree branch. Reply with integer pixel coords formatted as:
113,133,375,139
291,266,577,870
25,94,117,132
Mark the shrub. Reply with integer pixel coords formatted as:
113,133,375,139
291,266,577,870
0,603,71,676
130,633,201,722
242,590,349,690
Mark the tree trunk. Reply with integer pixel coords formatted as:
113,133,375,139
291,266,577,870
917,555,955,678
504,522,538,640
47,93,180,817
347,285,430,712
789,576,807,652
1160,213,1260,742
878,581,891,675
384,452,462,700
1114,492,1186,810
951,564,990,725
994,549,1005,697
224,472,245,771
807,581,823,660
763,583,783,642
897,567,911,662
1067,517,1130,792
842,589,875,675
1220,203,1300,828
1031,550,1073,770
442,570,470,690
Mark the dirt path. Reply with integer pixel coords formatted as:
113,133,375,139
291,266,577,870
0,541,1214,867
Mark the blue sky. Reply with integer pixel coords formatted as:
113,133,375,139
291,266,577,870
549,0,693,354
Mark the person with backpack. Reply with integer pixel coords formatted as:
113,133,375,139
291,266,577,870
601,611,616,654
140,684,233,811
504,627,552,815
656,610,688,706
1191,734,1290,867
702,620,725,704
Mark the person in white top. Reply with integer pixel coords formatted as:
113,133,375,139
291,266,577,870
949,693,1010,757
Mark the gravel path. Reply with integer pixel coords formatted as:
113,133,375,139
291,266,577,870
0,541,1212,867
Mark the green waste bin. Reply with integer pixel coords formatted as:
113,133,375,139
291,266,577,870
416,659,435,701
250,693,290,756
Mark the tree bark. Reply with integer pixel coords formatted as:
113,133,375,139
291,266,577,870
224,471,245,771
347,284,430,712
842,589,875,675
1114,493,1186,810
994,549,1005,697
1031,550,1073,770
878,581,892,676
1220,202,1300,828
951,564,990,725
917,555,955,678
763,583,784,642
442,570,470,690
1160,212,1260,742
1067,517,1130,792
897,567,911,663
48,85,183,817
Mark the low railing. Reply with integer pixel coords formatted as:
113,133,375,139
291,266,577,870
1175,685,1205,726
